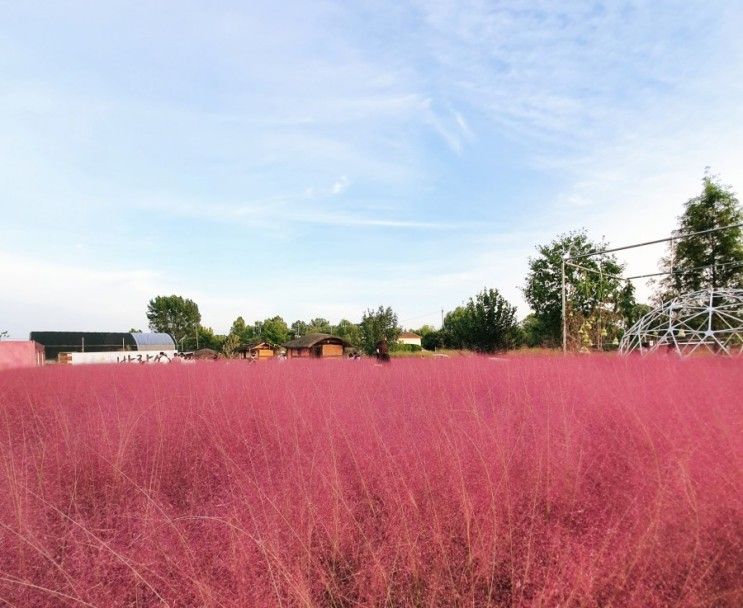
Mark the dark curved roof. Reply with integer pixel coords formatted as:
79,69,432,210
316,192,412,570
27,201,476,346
30,331,136,359
283,333,350,349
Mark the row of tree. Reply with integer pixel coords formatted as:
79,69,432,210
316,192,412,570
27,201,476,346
145,174,743,354
145,298,403,356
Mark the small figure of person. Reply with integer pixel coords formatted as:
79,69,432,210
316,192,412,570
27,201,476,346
375,338,390,363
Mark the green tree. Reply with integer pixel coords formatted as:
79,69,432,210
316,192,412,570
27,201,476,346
182,325,225,352
420,330,443,351
332,319,361,348
306,318,332,334
523,231,633,349
229,316,256,343
359,306,400,355
414,325,441,351
440,288,520,352
259,316,289,345
658,173,743,300
441,306,469,349
146,295,201,346
290,320,308,339
520,314,545,348
230,316,247,337
222,333,242,357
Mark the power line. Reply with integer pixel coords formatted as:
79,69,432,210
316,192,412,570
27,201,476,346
399,310,443,324
566,222,743,261
625,260,743,281
565,258,743,282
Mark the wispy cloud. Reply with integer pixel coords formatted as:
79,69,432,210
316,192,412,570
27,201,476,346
2,1,743,334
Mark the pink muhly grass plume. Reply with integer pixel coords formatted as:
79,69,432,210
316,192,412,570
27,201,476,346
0,356,741,606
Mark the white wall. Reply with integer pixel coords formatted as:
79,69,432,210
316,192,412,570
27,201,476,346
69,350,178,365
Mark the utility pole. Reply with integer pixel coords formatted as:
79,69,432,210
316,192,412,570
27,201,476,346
561,257,567,354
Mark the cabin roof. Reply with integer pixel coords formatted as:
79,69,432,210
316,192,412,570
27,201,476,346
235,341,274,352
283,333,350,349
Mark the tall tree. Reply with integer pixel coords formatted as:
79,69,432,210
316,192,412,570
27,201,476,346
523,231,633,349
466,288,520,351
440,288,520,352
290,320,308,339
415,325,441,351
420,330,443,351
229,316,256,343
181,325,225,352
222,333,242,358
146,295,201,346
440,306,469,349
658,174,743,300
306,318,332,334
359,306,400,355
259,316,290,346
332,319,361,348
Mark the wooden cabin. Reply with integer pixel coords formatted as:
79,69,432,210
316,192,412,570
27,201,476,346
283,333,350,359
236,341,275,359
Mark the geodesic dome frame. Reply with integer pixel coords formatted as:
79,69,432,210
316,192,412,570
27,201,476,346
619,288,743,356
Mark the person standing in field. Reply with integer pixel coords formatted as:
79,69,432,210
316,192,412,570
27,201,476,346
376,338,390,363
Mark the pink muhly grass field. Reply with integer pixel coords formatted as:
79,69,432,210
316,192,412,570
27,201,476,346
0,357,741,607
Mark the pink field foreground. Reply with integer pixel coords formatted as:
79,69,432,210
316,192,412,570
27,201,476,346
0,358,741,607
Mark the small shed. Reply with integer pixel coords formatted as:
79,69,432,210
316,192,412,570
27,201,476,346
283,333,350,358
0,341,45,371
235,342,275,359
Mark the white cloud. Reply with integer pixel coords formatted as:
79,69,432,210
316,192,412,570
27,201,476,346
0,252,163,337
331,176,349,195
2,0,743,335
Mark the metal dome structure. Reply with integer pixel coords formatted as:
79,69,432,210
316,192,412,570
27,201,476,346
620,288,743,356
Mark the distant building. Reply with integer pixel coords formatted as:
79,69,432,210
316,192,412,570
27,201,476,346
0,341,45,371
283,333,349,358
30,331,175,361
398,331,422,347
235,341,275,359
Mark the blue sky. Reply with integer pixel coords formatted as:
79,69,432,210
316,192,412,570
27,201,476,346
2,1,743,337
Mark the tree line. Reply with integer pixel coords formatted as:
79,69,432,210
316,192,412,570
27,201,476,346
146,174,743,354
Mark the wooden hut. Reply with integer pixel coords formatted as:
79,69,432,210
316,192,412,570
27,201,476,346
283,333,350,359
236,341,275,359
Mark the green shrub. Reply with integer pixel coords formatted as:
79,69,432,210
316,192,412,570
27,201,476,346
390,343,422,353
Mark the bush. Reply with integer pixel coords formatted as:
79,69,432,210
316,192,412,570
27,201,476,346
390,342,422,352
421,330,443,350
